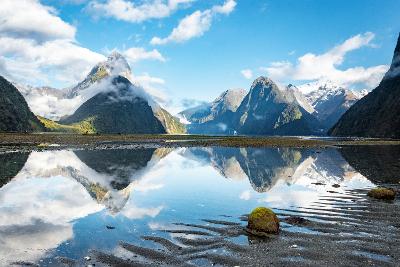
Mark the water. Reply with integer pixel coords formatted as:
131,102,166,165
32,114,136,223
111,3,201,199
0,146,398,266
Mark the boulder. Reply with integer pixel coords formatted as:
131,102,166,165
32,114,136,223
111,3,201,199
367,187,396,200
246,207,279,236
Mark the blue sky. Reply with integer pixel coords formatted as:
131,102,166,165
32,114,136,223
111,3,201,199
1,0,399,113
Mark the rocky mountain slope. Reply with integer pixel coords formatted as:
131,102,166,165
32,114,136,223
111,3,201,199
60,75,184,134
329,33,400,138
0,76,44,132
179,89,247,134
234,77,322,135
294,81,363,130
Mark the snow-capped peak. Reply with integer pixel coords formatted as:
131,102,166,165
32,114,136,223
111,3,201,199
297,79,343,95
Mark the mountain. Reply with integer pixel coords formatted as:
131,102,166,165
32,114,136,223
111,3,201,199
64,51,132,99
60,75,184,134
0,75,44,132
181,146,356,193
14,52,185,134
179,89,247,134
294,81,362,130
0,152,30,187
234,77,322,135
329,33,400,138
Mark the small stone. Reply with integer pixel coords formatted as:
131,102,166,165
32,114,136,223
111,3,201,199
367,187,396,200
284,216,310,226
332,184,340,188
246,207,279,236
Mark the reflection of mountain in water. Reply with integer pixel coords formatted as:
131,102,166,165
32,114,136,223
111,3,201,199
340,146,400,183
4,148,170,213
0,152,30,187
0,148,170,265
183,147,360,192
74,149,156,190
72,148,171,213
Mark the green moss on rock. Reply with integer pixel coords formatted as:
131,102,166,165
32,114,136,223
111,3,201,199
367,187,396,200
247,207,279,236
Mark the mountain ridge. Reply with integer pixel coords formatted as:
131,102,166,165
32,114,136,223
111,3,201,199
0,75,44,132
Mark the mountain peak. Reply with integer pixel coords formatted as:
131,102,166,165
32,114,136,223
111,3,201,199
385,33,400,79
103,51,131,76
251,76,276,88
394,33,400,55
106,51,127,65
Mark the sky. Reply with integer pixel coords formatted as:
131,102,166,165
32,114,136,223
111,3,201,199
0,0,399,114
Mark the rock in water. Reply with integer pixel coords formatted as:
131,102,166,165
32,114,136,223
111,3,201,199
247,207,279,236
367,188,396,200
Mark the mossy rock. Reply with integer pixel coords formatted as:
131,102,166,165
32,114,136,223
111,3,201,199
246,207,279,236
367,187,396,200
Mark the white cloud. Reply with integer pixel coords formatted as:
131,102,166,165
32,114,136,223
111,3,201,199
0,37,105,86
123,47,166,63
132,73,168,104
212,0,236,14
241,69,253,79
0,0,76,42
86,0,194,23
264,32,389,90
0,0,107,87
151,0,236,45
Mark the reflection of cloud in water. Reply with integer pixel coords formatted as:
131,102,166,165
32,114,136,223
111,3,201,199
239,190,251,200
0,175,102,265
0,148,169,265
0,220,72,265
120,203,163,219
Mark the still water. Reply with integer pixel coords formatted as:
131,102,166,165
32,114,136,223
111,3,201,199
0,146,398,266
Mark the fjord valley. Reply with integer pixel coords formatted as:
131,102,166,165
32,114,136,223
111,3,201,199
0,0,400,266
2,34,400,137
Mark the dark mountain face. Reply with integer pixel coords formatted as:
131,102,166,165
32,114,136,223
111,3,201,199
234,77,322,135
0,76,44,132
74,148,157,190
180,89,246,134
329,34,400,138
60,76,167,134
0,152,30,188
340,146,400,184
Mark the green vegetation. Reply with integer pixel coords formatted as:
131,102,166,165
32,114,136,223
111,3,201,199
155,108,186,134
91,65,108,83
38,116,96,134
367,187,396,200
247,207,280,235
274,105,303,129
89,183,108,201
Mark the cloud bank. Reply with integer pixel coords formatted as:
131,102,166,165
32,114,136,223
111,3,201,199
263,32,389,90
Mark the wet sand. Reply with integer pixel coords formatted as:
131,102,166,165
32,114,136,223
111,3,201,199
52,184,400,267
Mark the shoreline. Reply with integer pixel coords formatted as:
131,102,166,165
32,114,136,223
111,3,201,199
1,133,400,153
